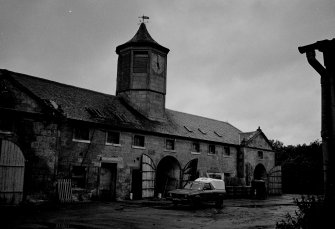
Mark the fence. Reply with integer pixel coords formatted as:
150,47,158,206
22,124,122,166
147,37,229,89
57,179,72,203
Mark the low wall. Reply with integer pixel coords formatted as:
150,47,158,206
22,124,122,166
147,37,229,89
226,186,252,198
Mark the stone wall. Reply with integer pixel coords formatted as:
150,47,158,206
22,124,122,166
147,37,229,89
0,78,58,199
57,123,239,200
244,148,275,173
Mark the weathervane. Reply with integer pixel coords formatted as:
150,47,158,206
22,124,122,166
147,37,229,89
138,15,149,24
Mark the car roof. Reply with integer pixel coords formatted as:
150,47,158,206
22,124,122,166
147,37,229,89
194,177,226,190
195,177,223,183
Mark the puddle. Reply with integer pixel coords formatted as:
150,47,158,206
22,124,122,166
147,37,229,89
20,222,100,229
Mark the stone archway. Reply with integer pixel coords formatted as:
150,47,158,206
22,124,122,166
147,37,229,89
254,163,267,180
155,156,181,197
253,163,268,198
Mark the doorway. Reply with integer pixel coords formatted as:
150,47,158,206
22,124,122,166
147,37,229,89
0,140,25,204
99,163,117,201
254,163,267,180
156,156,181,197
131,169,142,200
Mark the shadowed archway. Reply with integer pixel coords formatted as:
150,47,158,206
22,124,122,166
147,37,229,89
254,163,267,180
155,156,181,197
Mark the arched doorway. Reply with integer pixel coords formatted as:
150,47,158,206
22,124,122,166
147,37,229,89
0,139,25,204
156,156,181,197
254,163,267,180
252,163,267,198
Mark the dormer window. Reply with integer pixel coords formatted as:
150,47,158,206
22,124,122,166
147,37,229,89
133,51,149,73
184,126,193,132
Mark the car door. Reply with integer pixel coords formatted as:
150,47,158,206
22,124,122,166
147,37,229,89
201,183,214,201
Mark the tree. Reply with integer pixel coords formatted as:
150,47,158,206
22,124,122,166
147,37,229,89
270,139,323,194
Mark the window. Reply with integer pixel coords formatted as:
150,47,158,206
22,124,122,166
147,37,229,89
71,166,86,188
203,183,212,190
106,131,120,145
192,142,200,153
0,118,13,133
133,135,145,148
258,151,263,159
166,139,175,151
208,144,216,154
73,127,90,142
224,146,230,156
0,79,15,108
133,51,149,73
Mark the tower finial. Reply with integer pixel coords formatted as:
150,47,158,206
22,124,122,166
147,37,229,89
138,15,149,24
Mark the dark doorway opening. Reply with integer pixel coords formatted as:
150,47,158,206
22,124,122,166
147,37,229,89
155,156,180,197
252,163,268,199
131,169,142,200
99,163,117,201
254,163,267,180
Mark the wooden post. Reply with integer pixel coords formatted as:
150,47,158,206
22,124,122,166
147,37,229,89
299,39,335,205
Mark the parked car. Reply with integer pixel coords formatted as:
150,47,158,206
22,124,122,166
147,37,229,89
167,177,226,208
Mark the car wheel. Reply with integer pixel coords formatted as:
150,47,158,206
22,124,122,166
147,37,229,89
191,198,200,208
215,199,223,209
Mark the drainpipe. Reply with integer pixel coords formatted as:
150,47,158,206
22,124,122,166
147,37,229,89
298,39,335,205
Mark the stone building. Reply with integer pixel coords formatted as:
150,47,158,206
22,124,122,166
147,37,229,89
0,23,276,203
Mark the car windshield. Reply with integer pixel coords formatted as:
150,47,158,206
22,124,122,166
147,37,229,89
184,182,204,190
211,180,225,190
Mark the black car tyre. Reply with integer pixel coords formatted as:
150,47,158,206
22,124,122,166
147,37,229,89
215,199,223,209
191,197,200,207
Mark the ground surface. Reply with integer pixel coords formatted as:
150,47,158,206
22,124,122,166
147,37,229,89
2,194,300,229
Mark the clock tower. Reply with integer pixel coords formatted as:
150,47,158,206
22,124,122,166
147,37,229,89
116,22,169,121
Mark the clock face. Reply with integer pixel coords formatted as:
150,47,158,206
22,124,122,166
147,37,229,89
151,53,165,74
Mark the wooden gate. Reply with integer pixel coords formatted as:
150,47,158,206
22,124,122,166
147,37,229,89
57,179,72,203
267,165,282,195
141,154,156,198
0,140,25,204
181,159,198,187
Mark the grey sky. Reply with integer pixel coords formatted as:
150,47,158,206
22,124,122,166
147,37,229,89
1,0,334,145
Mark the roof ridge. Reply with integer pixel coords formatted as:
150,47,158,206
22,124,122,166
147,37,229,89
241,131,257,135
166,108,242,132
5,69,116,99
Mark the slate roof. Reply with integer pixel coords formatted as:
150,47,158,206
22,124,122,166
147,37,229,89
239,128,273,149
1,69,245,145
116,23,169,54
239,131,258,143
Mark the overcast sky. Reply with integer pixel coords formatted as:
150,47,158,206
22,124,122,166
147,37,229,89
1,0,334,145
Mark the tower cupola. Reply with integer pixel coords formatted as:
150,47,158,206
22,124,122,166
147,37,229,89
115,22,169,121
